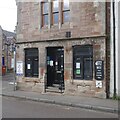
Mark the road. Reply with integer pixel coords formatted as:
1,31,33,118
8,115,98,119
2,96,118,118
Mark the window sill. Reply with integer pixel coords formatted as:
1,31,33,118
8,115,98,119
70,80,94,87
72,79,93,82
40,25,49,31
61,22,70,28
51,24,59,29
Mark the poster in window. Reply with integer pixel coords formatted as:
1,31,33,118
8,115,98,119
76,69,80,74
47,61,50,65
55,62,58,65
50,60,53,66
76,63,80,69
27,64,31,69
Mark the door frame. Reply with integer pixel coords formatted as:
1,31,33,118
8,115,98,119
46,46,64,90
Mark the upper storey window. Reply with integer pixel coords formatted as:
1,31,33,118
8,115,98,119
41,0,70,28
42,2,49,27
52,0,59,25
62,0,70,23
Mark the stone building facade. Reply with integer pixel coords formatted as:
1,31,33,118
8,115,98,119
16,1,110,98
3,31,16,72
1,27,16,74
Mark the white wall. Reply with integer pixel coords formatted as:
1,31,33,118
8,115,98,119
0,26,2,76
0,26,2,119
110,1,119,97
115,1,119,96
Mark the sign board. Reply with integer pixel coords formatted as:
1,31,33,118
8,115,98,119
16,61,23,75
96,81,102,88
95,60,104,80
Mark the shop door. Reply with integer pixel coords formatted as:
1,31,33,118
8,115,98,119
47,47,64,90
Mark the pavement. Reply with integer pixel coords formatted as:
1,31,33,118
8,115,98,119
1,73,119,114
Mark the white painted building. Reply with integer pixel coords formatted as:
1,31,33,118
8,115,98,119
0,26,2,76
110,0,119,97
117,1,120,96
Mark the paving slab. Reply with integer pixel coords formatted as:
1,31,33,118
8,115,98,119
1,73,119,114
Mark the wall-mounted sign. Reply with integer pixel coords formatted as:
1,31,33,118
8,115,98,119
95,60,104,80
16,61,23,75
96,81,102,88
75,62,81,75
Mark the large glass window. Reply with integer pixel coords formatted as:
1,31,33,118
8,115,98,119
42,2,49,27
73,45,93,80
62,0,70,23
25,48,39,77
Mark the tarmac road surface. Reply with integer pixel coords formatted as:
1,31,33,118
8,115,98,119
2,96,118,118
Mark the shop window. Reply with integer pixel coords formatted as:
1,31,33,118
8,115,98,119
42,2,49,27
62,0,70,23
73,45,93,80
25,48,39,77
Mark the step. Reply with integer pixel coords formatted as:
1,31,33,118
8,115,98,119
46,86,64,93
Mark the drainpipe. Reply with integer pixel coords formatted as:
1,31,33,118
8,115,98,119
110,0,117,98
13,45,16,91
113,0,116,97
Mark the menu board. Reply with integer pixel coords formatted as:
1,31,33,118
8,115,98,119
95,60,104,80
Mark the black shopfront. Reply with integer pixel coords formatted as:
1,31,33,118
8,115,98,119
73,45,93,80
25,48,39,77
